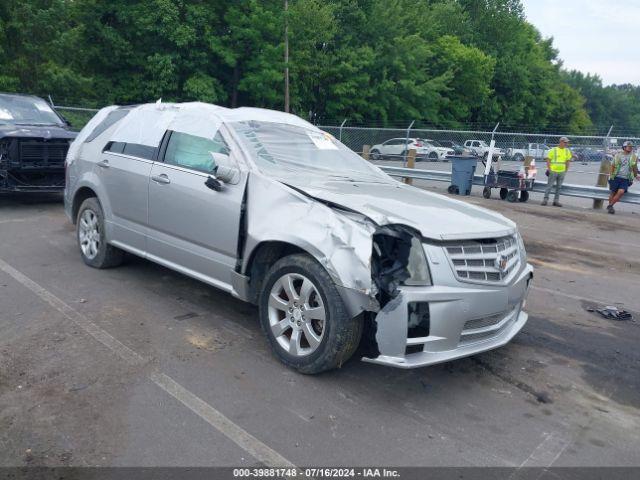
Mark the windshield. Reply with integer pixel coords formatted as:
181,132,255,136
230,121,392,183
0,95,64,126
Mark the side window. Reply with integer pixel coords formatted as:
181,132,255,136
103,141,126,154
123,143,156,160
164,131,230,173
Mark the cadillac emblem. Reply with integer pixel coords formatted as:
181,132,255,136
495,255,509,273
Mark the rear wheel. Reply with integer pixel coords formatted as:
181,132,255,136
76,197,124,269
259,254,362,374
482,187,492,199
519,190,529,203
514,153,524,162
506,190,519,203
447,185,459,195
499,188,509,200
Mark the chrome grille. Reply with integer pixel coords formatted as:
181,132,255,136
444,235,520,284
463,313,505,331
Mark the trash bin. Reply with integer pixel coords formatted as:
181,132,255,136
447,156,478,196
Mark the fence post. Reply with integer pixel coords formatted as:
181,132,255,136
339,118,347,142
484,123,500,177
362,145,370,161
404,149,416,185
404,120,415,166
593,125,613,209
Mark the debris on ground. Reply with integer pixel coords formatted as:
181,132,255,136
587,305,633,321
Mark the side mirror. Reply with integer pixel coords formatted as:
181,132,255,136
210,152,240,184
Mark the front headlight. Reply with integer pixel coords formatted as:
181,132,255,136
403,237,432,286
516,231,527,262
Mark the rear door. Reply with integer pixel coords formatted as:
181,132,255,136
99,141,155,253
146,127,246,291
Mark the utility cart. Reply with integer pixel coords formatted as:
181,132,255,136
481,155,537,203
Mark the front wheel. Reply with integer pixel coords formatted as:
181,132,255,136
76,197,124,269
259,254,362,374
370,149,381,160
506,190,519,203
428,152,438,162
482,187,492,199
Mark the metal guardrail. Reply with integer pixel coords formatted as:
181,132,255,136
379,166,640,205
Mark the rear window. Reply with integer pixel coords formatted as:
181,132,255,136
85,108,131,143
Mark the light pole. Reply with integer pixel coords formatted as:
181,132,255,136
284,0,290,113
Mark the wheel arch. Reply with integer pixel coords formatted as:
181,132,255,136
242,240,323,305
71,186,99,224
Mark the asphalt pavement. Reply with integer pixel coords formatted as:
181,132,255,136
1,190,639,470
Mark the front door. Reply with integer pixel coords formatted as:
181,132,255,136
147,129,246,292
99,142,155,253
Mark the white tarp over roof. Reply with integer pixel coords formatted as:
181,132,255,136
109,102,319,147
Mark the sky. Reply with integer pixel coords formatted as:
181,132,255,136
522,0,640,86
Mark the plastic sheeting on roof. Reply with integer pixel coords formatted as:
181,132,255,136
111,103,180,147
108,102,320,146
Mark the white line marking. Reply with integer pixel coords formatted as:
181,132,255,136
150,372,295,467
510,433,570,479
0,257,295,468
0,258,145,366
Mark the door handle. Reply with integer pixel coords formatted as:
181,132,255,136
151,174,171,185
98,159,109,169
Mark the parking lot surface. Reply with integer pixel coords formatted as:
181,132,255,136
1,190,639,469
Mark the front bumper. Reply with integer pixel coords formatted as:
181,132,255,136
364,262,534,369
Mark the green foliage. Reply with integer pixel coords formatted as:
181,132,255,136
1,0,635,133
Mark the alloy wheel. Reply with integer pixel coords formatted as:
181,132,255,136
267,273,326,357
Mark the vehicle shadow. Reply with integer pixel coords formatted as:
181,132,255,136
0,193,63,208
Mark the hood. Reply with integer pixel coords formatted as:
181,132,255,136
283,178,516,241
0,124,77,141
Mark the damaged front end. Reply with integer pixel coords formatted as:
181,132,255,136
0,136,71,193
362,225,433,359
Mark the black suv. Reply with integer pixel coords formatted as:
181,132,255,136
0,93,76,193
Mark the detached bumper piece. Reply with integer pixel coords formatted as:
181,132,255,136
364,264,534,369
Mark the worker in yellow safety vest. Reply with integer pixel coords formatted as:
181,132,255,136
542,136,572,207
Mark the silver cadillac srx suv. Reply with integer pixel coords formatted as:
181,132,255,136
64,102,533,374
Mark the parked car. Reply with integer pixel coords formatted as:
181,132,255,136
505,143,550,162
438,140,468,156
572,147,612,164
0,93,76,193
65,102,533,374
370,138,454,161
463,140,505,159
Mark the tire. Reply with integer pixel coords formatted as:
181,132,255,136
483,151,489,160
370,149,381,160
519,190,529,203
258,254,363,374
514,153,524,162
499,188,509,200
76,197,124,269
506,190,519,203
428,152,438,162
447,185,459,195
482,187,492,199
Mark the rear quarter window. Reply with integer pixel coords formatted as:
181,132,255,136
85,109,131,143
